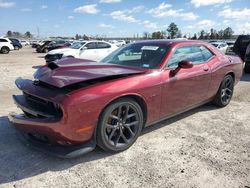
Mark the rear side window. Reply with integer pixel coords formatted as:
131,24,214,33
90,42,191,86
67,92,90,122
167,45,214,68
85,42,96,49
0,39,8,42
97,42,111,49
200,46,214,61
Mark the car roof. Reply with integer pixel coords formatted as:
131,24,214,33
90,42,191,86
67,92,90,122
210,42,226,45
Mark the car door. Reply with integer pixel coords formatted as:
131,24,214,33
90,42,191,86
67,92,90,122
96,42,113,61
160,45,212,118
79,42,98,61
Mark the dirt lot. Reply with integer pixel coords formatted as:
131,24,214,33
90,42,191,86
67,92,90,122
0,47,249,188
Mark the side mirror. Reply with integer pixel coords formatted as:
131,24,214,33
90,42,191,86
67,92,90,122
170,60,193,76
178,60,193,69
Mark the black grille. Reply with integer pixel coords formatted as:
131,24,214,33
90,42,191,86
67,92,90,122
19,92,63,119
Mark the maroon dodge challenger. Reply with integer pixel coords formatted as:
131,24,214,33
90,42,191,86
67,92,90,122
9,40,243,157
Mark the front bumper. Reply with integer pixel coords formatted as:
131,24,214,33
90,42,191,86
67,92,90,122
9,78,97,157
10,118,96,158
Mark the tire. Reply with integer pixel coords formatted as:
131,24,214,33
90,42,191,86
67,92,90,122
1,46,10,54
244,63,250,74
213,75,234,107
43,48,48,53
97,98,144,152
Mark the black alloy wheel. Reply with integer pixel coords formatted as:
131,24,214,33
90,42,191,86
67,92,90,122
97,98,144,152
213,75,234,107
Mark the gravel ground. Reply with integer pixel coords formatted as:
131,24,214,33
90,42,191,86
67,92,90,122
0,48,249,188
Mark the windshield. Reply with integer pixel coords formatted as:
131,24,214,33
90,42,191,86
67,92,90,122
211,43,219,47
101,43,169,69
70,42,86,49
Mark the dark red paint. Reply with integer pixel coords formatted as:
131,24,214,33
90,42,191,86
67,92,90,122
9,40,243,147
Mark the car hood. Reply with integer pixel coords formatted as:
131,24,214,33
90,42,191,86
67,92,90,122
48,48,77,55
34,58,147,88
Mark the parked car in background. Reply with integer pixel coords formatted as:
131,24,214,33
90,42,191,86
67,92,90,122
225,41,235,55
0,38,14,54
45,40,118,63
109,40,126,47
36,40,52,53
9,38,22,50
47,40,71,51
10,40,243,157
210,42,228,54
20,40,30,46
244,42,250,73
233,35,250,73
31,40,43,48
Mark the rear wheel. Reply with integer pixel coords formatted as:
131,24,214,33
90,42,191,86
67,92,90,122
213,75,234,107
97,98,144,152
244,63,250,73
1,46,10,54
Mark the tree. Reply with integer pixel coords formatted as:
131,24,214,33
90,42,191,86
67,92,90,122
152,31,164,39
12,32,21,37
218,30,224,39
167,22,179,39
176,30,182,38
210,28,215,39
198,30,205,40
143,32,150,39
83,34,89,40
191,33,197,40
223,27,234,39
75,34,80,40
24,31,32,38
6,30,12,37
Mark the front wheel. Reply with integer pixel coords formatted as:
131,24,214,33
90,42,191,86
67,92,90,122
1,46,10,54
213,75,234,107
97,98,144,152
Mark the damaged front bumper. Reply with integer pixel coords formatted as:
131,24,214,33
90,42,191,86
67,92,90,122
8,78,96,158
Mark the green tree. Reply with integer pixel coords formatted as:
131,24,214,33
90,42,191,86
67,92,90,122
167,22,179,39
75,34,80,40
218,30,224,39
210,28,215,39
198,30,205,40
6,30,12,37
12,32,21,37
191,33,197,40
152,31,164,39
143,32,150,39
176,30,182,38
223,27,234,39
24,31,32,38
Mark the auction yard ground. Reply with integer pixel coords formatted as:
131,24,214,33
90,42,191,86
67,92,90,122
0,47,249,188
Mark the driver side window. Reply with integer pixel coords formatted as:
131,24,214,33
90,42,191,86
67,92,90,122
167,45,204,68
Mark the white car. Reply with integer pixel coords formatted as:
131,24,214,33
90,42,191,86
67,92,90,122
109,40,126,47
211,42,228,54
0,38,14,54
20,40,30,46
45,41,118,63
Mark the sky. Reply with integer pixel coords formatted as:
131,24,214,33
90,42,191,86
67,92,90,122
0,0,249,38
